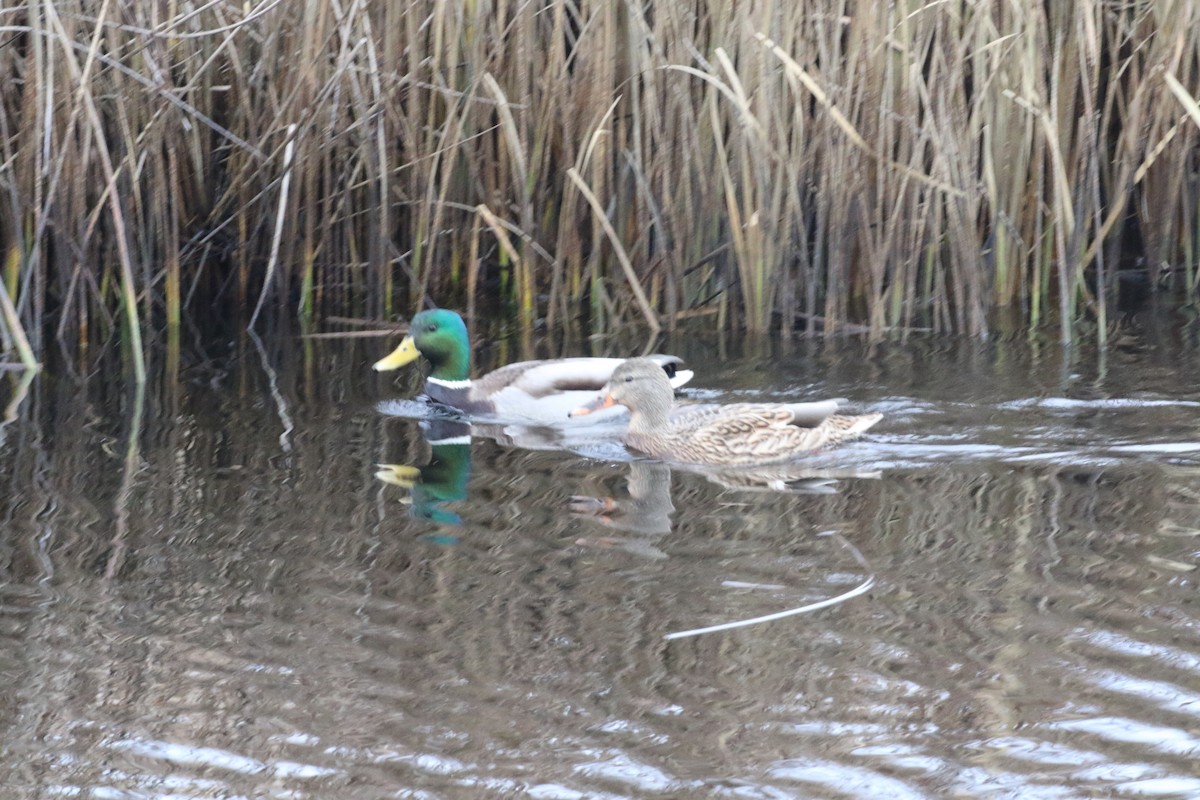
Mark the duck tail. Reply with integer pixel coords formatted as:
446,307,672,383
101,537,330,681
669,369,695,389
821,412,883,446
846,412,883,437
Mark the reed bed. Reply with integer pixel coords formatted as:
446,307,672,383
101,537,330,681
2,0,1199,375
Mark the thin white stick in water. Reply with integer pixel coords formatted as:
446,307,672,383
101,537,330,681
664,575,875,640
665,530,874,640
722,581,787,591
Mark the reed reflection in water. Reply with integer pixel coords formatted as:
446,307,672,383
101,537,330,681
1,331,1199,797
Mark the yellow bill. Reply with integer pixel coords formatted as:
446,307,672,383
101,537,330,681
373,335,421,371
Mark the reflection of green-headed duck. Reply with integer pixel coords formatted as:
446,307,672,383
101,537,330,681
376,442,471,527
374,309,693,424
573,358,882,466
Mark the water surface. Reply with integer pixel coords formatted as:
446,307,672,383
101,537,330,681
2,323,1200,798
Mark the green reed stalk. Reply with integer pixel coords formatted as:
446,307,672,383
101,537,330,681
0,276,36,370
1,367,36,423
3,244,17,310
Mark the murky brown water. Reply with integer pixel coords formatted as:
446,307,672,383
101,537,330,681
3,320,1200,798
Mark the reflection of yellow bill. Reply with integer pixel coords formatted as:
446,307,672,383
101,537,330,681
372,335,420,371
375,464,421,489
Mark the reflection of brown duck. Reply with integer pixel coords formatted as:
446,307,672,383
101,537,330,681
570,460,882,559
571,462,676,538
572,358,882,466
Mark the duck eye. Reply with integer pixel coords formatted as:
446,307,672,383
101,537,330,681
624,375,634,383
426,324,437,332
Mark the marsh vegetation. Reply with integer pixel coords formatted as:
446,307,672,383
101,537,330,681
3,1,1199,377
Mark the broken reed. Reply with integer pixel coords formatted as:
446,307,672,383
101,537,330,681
2,0,1200,374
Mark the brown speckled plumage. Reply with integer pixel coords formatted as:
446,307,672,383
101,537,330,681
577,358,882,466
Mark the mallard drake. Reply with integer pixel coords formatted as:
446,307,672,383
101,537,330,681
373,309,693,424
571,358,881,466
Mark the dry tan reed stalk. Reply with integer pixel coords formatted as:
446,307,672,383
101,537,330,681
52,0,146,382
461,216,512,342
566,167,660,333
251,124,297,329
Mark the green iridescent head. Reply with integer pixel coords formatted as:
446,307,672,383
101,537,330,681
373,309,471,381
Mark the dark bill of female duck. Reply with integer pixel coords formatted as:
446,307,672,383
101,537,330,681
373,309,694,424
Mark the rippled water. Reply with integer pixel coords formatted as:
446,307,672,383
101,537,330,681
3,322,1200,798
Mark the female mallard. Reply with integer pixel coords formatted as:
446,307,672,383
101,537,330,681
373,310,693,424
571,358,881,466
